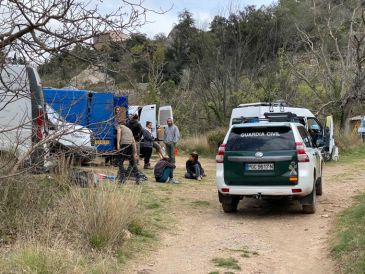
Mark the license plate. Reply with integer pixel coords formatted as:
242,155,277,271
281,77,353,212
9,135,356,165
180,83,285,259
95,140,110,145
246,163,274,171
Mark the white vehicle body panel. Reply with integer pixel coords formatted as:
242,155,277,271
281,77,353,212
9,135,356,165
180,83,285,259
158,105,173,127
128,105,173,139
46,105,94,150
230,105,315,126
357,117,365,134
216,123,321,197
0,65,39,159
139,104,157,138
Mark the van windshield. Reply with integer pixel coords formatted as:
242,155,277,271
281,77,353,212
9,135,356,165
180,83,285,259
226,126,296,151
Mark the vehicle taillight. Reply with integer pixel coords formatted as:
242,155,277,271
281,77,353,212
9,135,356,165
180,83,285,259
36,107,44,140
216,144,226,163
295,142,309,163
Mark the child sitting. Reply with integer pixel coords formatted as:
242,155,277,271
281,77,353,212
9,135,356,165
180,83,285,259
185,152,205,181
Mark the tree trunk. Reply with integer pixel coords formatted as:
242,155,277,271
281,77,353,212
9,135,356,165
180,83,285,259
340,100,352,129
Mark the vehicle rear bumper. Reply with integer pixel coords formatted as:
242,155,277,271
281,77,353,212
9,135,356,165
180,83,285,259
216,164,313,197
217,185,311,196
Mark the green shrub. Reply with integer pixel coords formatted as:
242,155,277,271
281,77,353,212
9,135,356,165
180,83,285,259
207,128,227,149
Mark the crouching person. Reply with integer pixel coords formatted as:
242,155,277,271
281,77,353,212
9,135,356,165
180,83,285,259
117,121,143,184
154,157,179,184
185,152,205,181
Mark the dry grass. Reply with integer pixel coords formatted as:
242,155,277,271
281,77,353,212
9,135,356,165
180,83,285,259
0,170,145,272
179,135,213,156
335,128,364,153
60,185,140,250
0,242,120,274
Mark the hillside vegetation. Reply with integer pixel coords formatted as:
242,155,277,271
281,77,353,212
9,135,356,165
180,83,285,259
40,0,365,134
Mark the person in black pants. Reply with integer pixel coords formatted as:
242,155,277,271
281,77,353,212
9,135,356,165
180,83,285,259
126,113,143,159
141,121,154,169
117,122,142,184
185,152,205,181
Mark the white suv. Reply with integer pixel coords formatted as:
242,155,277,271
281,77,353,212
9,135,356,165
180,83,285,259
216,121,323,214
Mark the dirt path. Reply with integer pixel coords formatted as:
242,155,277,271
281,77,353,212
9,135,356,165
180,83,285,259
127,158,365,274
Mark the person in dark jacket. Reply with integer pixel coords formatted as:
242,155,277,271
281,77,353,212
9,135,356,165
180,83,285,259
116,121,142,184
127,114,143,142
154,157,179,183
185,152,205,181
127,114,143,162
141,121,154,169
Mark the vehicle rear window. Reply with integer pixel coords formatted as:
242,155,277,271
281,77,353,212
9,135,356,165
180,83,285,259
226,126,296,151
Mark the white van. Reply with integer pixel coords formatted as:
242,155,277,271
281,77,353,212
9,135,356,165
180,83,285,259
358,116,365,140
0,64,46,167
229,102,338,161
128,105,173,139
46,104,96,163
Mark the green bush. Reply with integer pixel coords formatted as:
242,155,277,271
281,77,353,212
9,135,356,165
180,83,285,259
207,128,227,149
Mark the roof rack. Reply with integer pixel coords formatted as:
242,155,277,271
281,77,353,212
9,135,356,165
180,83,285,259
237,100,287,109
231,112,301,125
264,112,300,123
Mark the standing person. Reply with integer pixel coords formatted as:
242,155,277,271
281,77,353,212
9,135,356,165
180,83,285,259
105,107,123,166
185,152,205,181
141,121,154,169
154,157,178,184
163,117,180,164
127,114,143,159
116,121,142,184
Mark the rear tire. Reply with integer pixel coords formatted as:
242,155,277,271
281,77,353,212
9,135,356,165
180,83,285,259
316,177,323,196
302,184,316,214
218,192,239,213
222,201,239,213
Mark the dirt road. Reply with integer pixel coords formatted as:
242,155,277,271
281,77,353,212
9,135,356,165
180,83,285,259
127,158,365,274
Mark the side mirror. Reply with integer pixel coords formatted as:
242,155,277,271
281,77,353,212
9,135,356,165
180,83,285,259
316,137,325,147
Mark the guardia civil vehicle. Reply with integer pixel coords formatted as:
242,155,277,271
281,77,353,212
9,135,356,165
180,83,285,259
216,112,323,214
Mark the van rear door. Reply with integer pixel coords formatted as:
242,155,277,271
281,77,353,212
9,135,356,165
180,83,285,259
158,106,173,128
324,115,336,160
140,105,157,138
224,126,298,186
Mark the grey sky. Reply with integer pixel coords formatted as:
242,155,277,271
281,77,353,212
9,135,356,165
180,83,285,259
98,0,278,37
140,0,278,37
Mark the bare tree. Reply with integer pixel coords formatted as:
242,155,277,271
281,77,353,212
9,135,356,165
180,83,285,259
289,0,365,127
0,0,160,176
0,0,155,61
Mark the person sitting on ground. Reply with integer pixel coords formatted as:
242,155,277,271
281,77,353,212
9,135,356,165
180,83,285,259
154,157,178,184
185,152,205,181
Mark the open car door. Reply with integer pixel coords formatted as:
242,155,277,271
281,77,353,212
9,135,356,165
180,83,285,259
140,105,157,138
324,115,338,161
157,106,173,141
158,106,173,128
